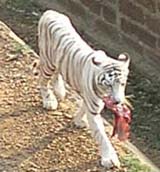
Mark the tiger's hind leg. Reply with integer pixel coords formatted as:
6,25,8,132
52,73,66,101
73,100,88,128
39,74,58,110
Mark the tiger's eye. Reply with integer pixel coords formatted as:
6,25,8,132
108,73,113,77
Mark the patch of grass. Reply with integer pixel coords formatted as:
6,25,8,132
121,154,151,172
10,41,31,55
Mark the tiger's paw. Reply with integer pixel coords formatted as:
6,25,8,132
43,99,58,110
101,153,120,169
41,89,58,110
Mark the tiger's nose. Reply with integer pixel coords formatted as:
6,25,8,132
114,97,124,104
115,100,121,105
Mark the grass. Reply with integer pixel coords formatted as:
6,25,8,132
10,41,31,54
121,154,151,172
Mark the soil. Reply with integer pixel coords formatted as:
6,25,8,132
0,0,159,171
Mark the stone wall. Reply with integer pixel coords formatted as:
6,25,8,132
34,0,160,77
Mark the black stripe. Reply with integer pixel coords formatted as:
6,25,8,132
104,65,121,72
92,99,100,108
82,52,94,66
71,48,81,59
60,37,74,53
62,39,75,54
41,67,52,78
55,33,70,50
86,70,102,112
44,26,48,58
65,50,73,84
70,48,81,88
108,69,121,75
48,22,58,38
59,40,75,72
48,20,57,28
50,27,62,38
48,21,57,34
103,64,113,69
86,52,95,59
86,78,97,112
83,99,97,115
113,67,121,72
92,73,102,98
45,59,55,72
89,111,97,115
78,52,94,86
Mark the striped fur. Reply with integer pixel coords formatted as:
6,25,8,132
35,10,130,168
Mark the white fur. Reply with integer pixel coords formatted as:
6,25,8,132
40,87,58,110
53,74,66,100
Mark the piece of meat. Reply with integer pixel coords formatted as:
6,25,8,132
103,96,132,141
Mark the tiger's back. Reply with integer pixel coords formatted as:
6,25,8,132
38,10,95,93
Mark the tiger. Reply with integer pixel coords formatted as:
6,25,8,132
33,10,130,169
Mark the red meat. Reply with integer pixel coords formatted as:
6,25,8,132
103,96,132,141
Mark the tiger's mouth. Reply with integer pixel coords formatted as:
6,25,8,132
109,94,133,110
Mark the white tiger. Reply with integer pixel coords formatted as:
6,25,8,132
33,10,130,169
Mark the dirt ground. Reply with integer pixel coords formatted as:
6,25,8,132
0,0,159,171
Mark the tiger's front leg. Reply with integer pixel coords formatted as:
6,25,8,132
86,111,120,169
39,75,58,110
52,74,66,100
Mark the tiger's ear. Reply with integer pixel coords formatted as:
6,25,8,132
92,50,106,66
92,57,101,66
118,52,130,67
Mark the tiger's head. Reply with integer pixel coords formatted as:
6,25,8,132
92,50,130,105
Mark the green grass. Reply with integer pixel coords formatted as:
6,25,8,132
121,154,151,172
11,41,31,54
